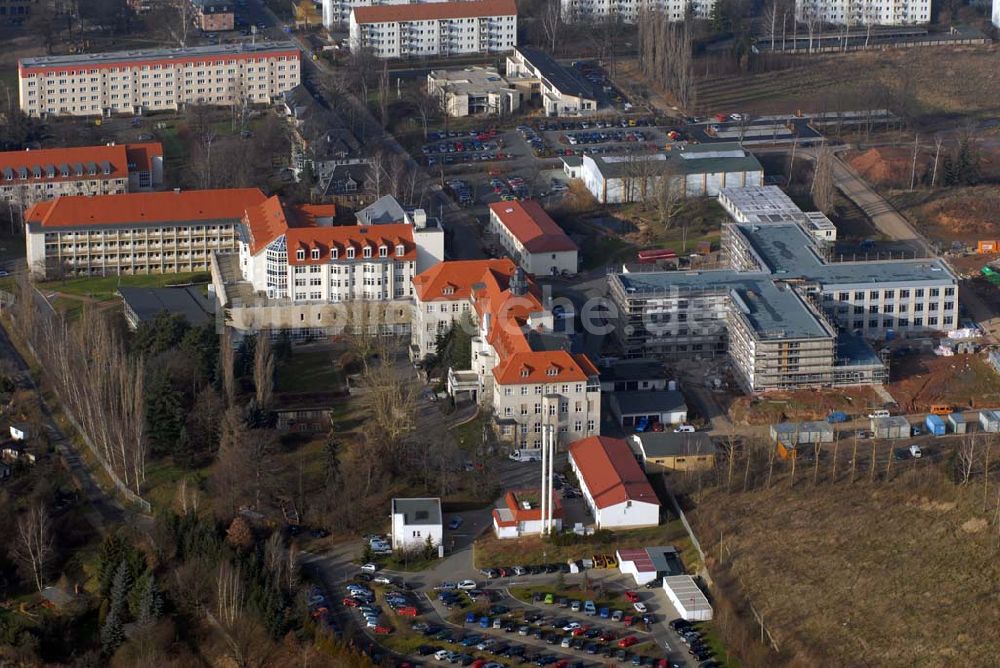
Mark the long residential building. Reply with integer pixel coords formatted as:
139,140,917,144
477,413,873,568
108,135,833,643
1,142,163,209
349,0,517,59
608,188,956,392
25,188,266,278
795,0,930,25
18,42,301,117
560,0,715,23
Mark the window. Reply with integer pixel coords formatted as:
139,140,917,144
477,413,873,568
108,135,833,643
884,289,895,299
363,247,372,258
379,245,387,257
869,319,878,328
296,249,304,260
944,301,954,311
854,306,864,314
944,287,955,296
310,248,319,260
347,248,355,259
854,291,864,300
899,289,910,298
928,316,938,326
396,244,405,256
915,289,924,297
838,291,848,301
929,288,939,297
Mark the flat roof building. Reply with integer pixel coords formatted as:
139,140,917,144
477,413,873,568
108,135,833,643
610,390,688,429
391,497,443,551
427,67,520,117
487,200,578,276
718,185,836,241
609,184,954,392
19,42,301,117
629,432,716,472
119,286,215,329
580,143,764,203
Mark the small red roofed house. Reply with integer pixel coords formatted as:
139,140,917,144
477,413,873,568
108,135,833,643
492,488,563,539
568,436,660,529
488,200,578,277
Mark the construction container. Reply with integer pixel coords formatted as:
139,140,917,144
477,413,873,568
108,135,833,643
925,414,946,436
663,575,712,621
980,410,1000,433
871,416,911,440
948,413,967,434
770,421,835,446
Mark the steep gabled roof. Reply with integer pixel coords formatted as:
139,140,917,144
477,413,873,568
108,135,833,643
569,436,659,510
489,200,577,254
412,258,517,303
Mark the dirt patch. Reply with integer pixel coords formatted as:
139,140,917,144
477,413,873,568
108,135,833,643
886,353,1000,413
898,186,1000,243
847,147,918,189
729,387,882,425
688,466,1000,668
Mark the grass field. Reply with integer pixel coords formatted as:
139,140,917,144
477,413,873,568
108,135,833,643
275,349,343,394
688,463,1000,667
38,271,210,301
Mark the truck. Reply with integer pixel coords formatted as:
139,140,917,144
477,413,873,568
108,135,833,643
508,448,542,462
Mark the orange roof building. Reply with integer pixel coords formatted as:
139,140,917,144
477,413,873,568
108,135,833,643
568,436,660,529
1,142,163,209
349,0,518,59
492,488,564,539
413,254,600,451
488,200,578,276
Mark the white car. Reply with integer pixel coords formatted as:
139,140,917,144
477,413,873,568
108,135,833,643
373,575,392,585
909,444,923,459
633,602,648,613
730,113,745,121
434,581,457,590
434,650,450,661
457,579,478,590
360,563,378,574
562,622,581,632
674,425,696,433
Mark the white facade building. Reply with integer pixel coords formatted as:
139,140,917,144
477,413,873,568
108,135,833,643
238,195,444,303
505,47,597,117
427,67,520,117
568,436,660,529
488,200,578,276
349,0,517,59
718,186,836,241
491,489,563,539
390,497,443,551
795,0,930,25
579,144,764,204
323,0,453,28
18,42,301,117
560,0,715,22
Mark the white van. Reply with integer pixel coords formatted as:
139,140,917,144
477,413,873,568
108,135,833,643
868,409,891,419
509,448,542,462
909,444,923,459
673,425,696,433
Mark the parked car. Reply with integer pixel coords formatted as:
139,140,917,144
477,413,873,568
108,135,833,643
909,444,923,458
449,516,465,530
618,636,639,648
674,425,696,433
633,602,648,614
360,563,378,574
457,580,478,590
584,600,597,616
624,591,640,603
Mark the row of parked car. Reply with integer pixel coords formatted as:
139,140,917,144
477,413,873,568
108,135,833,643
306,585,341,636
446,179,475,207
669,618,717,664
561,130,648,145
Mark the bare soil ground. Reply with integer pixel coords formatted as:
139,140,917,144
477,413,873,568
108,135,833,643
890,186,1000,244
728,386,882,425
688,465,1000,668
886,353,1000,413
691,46,1000,120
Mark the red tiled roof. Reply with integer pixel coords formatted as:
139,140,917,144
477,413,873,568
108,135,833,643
244,196,339,254
617,548,655,573
489,200,577,254
124,142,163,173
569,436,659,510
493,488,563,527
0,144,130,184
26,188,266,228
412,258,517,303
285,223,415,265
492,351,595,385
353,0,516,24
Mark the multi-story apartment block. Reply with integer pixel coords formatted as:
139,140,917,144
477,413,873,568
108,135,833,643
18,42,301,117
795,0,930,25
349,0,517,59
410,258,516,360
560,0,715,23
608,187,956,392
236,195,443,304
1,143,163,209
25,188,266,278
488,200,578,276
191,0,235,31
430,260,600,448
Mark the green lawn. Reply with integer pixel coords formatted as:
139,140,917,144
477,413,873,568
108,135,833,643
38,271,210,301
580,235,634,271
276,349,342,394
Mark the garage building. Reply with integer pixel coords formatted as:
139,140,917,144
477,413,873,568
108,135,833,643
617,546,684,585
610,390,687,429
663,575,712,621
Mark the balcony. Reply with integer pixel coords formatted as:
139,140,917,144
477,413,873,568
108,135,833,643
448,368,480,398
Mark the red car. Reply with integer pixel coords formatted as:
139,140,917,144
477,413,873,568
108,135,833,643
395,606,418,617
600,630,617,642
342,597,359,607
572,626,589,637
618,635,638,649
374,625,393,635
624,591,639,603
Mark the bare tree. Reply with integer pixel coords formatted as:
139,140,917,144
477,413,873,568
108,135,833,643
253,331,274,412
14,504,53,593
540,0,563,53
221,329,236,407
956,433,977,486
811,144,835,213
